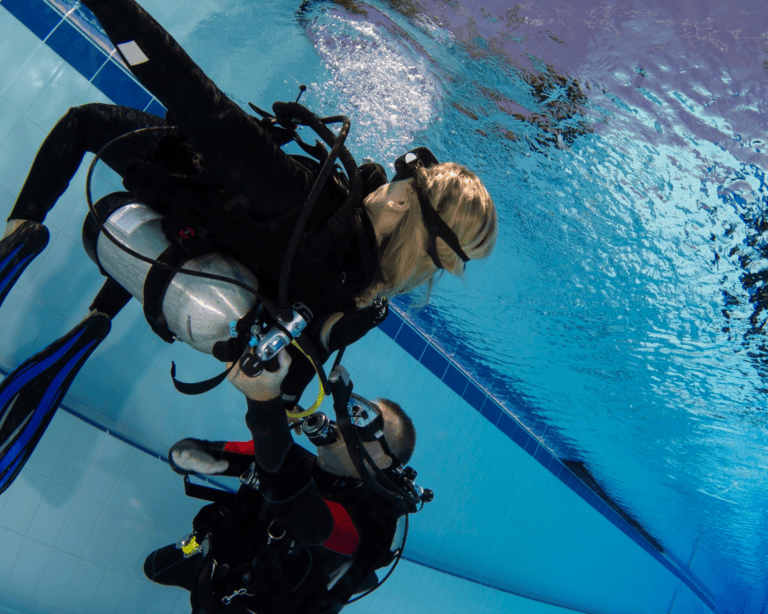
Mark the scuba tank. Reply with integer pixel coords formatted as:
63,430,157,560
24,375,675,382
82,93,359,391
82,194,259,355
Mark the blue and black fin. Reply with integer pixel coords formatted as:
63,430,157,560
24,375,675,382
0,312,111,495
0,221,49,309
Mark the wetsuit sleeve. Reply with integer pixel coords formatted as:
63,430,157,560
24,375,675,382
80,0,311,218
280,300,389,403
327,298,389,352
245,397,334,545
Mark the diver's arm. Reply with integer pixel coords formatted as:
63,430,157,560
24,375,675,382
80,0,311,217
229,352,334,544
280,300,389,402
244,397,334,545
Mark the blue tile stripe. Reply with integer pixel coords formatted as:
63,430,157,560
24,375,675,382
384,312,714,611
6,2,713,611
3,0,164,114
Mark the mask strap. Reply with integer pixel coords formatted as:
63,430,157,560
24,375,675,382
407,159,470,270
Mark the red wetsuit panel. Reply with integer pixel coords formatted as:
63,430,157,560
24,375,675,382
224,440,254,455
322,499,360,555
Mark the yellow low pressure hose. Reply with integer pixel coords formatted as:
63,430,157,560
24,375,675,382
286,339,325,419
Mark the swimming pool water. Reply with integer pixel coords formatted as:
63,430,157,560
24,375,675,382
1,0,767,612
289,1,768,611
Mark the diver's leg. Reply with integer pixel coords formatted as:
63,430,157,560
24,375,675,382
80,0,310,217
143,543,202,591
8,103,166,224
168,438,255,478
0,278,131,495
0,104,165,311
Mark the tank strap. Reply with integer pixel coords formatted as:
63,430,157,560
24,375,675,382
142,242,187,343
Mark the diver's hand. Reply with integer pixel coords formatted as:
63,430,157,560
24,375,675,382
227,349,291,401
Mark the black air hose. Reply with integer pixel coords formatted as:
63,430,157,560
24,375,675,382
272,102,362,264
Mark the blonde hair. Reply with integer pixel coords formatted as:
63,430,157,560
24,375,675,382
320,162,497,349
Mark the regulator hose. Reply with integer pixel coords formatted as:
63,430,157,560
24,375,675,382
271,102,363,315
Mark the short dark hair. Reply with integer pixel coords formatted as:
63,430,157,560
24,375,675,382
377,400,416,465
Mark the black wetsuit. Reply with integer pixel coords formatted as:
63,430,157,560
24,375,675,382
10,0,390,401
145,396,402,614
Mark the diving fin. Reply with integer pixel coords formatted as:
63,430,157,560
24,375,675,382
0,221,49,309
0,312,111,495
169,438,254,478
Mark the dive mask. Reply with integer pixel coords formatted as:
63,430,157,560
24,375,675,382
301,393,384,446
391,147,470,271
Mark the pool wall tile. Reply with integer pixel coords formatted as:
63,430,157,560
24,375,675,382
394,322,427,361
377,309,402,339
462,381,486,411
482,400,502,426
91,59,151,110
2,0,62,41
420,344,449,379
46,19,107,81
0,3,715,613
145,98,167,117
442,364,468,396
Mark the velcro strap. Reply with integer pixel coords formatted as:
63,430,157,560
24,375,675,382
143,243,187,343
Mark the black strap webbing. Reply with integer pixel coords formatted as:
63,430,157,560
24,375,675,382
183,475,237,505
142,243,188,343
171,360,238,395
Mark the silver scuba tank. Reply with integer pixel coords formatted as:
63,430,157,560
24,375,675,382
82,199,259,355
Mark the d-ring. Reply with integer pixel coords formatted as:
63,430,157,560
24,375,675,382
267,519,286,542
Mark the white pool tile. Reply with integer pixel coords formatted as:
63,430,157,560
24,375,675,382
145,582,184,614
0,589,33,614
88,568,132,614
22,409,78,479
60,559,104,613
55,492,103,557
116,576,156,614
132,458,176,522
26,61,91,133
0,97,23,155
27,479,77,547
0,116,46,194
0,292,53,370
81,503,131,567
34,548,80,608
3,36,65,114
0,11,44,97
0,525,25,593
79,433,132,503
109,513,153,576
27,232,89,310
107,446,157,513
0,468,48,535
51,418,105,491
5,536,52,599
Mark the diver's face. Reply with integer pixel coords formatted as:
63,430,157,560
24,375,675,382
363,179,413,242
316,425,392,479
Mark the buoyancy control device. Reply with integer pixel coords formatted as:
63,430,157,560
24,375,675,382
80,92,360,392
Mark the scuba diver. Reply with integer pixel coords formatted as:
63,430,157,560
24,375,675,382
0,0,497,493
145,349,430,613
